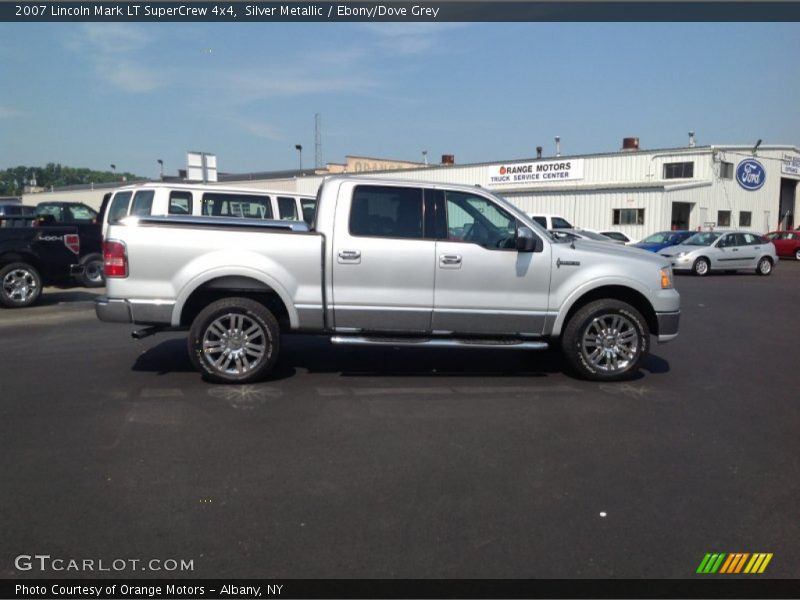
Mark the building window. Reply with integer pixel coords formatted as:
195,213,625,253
739,211,752,227
720,161,734,179
613,208,645,225
718,210,731,227
663,161,694,179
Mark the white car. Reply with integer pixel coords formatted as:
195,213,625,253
528,213,573,230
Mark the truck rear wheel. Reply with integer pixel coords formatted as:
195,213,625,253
188,297,280,383
561,299,649,381
0,262,42,308
78,253,105,288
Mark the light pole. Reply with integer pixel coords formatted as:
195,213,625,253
295,144,303,171
110,164,116,180
422,150,428,166
157,159,164,180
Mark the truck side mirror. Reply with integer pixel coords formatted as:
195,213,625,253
516,226,543,252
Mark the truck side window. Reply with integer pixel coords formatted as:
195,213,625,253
350,185,423,239
278,197,298,220
108,191,133,223
130,190,155,216
444,192,517,250
169,191,192,215
67,204,97,222
202,193,273,219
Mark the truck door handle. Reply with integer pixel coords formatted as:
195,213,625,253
439,254,462,266
338,249,361,264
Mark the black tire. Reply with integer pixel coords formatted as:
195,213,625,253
561,299,649,382
0,262,43,308
692,257,710,276
187,297,280,383
795,248,800,261
78,253,105,288
756,257,773,276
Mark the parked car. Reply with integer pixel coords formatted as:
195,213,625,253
97,177,680,383
764,231,800,260
0,225,83,307
549,229,624,244
36,201,104,287
600,230,636,244
633,230,695,253
528,213,573,230
660,230,778,276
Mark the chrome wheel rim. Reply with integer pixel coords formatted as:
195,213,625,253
695,260,708,275
759,259,771,274
201,312,269,376
2,268,38,303
85,259,104,284
795,250,800,261
580,313,639,373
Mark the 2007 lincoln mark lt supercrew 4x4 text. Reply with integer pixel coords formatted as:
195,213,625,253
96,176,680,383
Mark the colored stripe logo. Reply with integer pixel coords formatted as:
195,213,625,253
697,553,773,574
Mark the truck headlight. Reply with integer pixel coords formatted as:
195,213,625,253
660,267,673,289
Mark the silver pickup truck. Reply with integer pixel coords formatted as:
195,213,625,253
96,176,680,383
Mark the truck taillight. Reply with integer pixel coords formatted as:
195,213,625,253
64,234,80,255
103,240,128,278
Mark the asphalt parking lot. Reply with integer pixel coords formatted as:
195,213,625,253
1,263,799,579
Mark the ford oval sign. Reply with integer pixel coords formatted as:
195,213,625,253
736,159,766,191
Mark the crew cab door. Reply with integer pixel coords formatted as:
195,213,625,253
432,190,551,335
331,183,435,332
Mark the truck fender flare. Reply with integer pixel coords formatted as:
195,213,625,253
172,266,298,328
549,277,654,337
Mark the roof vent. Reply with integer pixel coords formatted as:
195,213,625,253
622,137,640,151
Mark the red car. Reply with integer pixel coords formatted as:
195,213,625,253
764,231,800,260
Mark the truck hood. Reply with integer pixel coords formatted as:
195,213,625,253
552,238,670,268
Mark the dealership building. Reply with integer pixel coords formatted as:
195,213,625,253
23,141,800,236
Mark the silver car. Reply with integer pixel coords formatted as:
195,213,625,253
660,230,778,276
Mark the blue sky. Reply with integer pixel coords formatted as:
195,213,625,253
1,22,799,178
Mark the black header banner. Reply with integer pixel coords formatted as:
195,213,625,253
3,1,800,22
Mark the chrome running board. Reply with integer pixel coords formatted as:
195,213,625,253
330,336,549,351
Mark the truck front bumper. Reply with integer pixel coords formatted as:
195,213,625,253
95,296,174,325
656,310,680,343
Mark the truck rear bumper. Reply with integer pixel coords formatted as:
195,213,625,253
655,310,680,343
95,296,174,325
95,297,131,323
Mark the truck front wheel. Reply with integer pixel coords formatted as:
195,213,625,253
561,299,649,381
188,297,280,384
